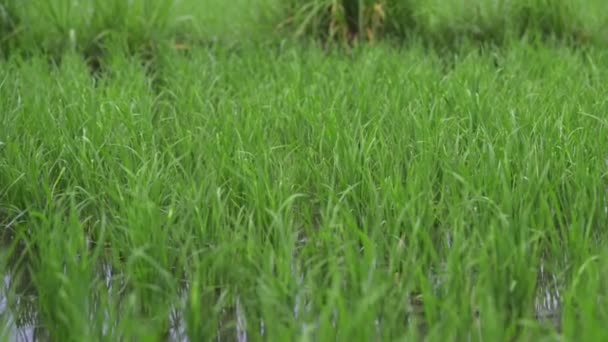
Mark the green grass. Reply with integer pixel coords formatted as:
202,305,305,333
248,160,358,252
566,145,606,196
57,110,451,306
2,0,608,341
2,39,608,340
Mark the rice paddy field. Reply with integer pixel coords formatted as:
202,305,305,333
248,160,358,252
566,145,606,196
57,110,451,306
2,0,608,341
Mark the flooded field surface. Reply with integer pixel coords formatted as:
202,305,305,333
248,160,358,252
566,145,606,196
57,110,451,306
1,266,565,341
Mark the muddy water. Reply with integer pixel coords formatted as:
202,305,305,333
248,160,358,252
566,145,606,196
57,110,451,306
0,270,563,341
0,267,247,342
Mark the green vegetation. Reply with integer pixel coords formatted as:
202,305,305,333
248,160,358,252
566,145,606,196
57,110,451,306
282,0,608,45
1,0,608,341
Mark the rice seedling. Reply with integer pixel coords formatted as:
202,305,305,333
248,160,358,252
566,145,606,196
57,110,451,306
2,37,608,340
2,1,608,341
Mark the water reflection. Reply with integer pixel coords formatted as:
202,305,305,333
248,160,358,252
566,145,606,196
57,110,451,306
0,266,565,341
168,306,188,342
1,274,40,342
535,264,562,331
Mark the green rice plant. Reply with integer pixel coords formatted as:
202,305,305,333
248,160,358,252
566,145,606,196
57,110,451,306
279,0,608,47
513,0,586,40
278,0,391,44
2,36,608,340
0,0,21,57
278,0,346,43
3,0,181,66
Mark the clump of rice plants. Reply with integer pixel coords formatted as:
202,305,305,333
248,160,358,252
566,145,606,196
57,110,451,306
278,0,607,47
278,0,393,45
2,0,182,72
